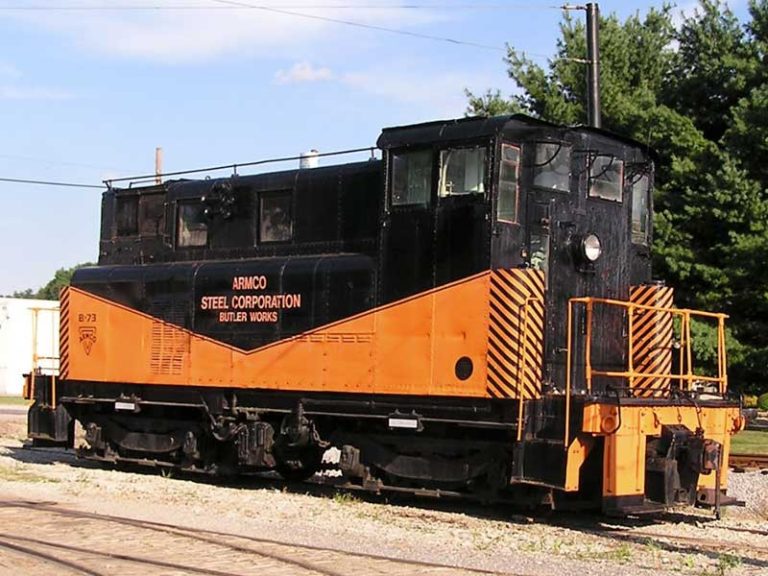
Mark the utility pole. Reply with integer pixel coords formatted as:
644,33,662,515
585,3,601,128
562,3,601,128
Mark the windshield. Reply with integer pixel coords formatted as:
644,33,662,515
439,146,486,197
533,143,571,191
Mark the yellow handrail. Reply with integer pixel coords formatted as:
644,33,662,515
564,296,728,446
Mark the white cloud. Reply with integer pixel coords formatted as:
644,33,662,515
275,62,334,85
3,1,441,64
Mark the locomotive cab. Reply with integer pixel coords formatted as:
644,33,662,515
377,118,652,397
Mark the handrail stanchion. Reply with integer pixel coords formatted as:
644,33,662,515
564,300,574,449
718,315,728,394
585,300,593,393
678,313,686,391
685,312,694,390
627,302,635,391
517,302,529,442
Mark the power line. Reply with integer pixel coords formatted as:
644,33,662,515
0,176,104,189
0,3,563,11
0,153,137,173
209,0,507,51
0,1,569,58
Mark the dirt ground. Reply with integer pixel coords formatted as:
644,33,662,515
1,408,767,576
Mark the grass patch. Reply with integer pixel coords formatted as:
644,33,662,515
332,491,359,505
0,464,56,483
0,396,30,406
610,543,633,564
731,430,768,454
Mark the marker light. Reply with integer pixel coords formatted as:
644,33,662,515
582,234,602,262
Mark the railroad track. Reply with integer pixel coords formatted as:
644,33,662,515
0,499,499,576
729,452,768,470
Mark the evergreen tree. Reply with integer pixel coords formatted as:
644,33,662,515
467,1,768,392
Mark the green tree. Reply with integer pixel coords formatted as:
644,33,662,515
663,0,760,142
468,0,768,392
6,263,93,300
10,288,35,298
36,266,82,300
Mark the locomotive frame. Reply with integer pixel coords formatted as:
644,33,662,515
27,114,744,516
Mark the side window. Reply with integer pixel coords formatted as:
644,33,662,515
177,202,208,248
139,193,166,237
533,143,571,191
589,155,624,202
497,144,520,223
391,149,432,206
115,195,139,237
631,173,651,244
439,146,486,197
259,191,293,243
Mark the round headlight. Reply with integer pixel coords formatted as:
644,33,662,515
582,234,602,262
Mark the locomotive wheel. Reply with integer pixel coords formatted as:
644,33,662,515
274,446,323,481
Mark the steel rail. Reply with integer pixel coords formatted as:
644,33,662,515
729,452,768,470
0,500,499,576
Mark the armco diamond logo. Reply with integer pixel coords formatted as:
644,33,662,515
79,326,97,356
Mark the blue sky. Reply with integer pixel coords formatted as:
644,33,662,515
0,0,751,295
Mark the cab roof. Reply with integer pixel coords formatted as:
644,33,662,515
376,114,652,157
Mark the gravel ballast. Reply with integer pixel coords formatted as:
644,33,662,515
1,411,766,576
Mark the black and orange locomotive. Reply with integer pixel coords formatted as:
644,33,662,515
28,115,743,515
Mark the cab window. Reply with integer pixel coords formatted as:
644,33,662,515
139,193,166,237
589,155,624,202
439,146,486,197
115,195,139,237
533,143,571,191
391,149,432,206
631,173,651,244
259,191,293,243
177,202,208,248
497,144,520,223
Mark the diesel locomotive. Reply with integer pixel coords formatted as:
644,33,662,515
26,114,744,515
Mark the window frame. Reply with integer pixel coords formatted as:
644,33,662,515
389,148,434,208
115,194,139,238
176,200,209,249
532,141,572,192
258,190,294,244
438,145,488,199
629,169,652,245
496,143,521,224
138,192,167,238
588,154,625,202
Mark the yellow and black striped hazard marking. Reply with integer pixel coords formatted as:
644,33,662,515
630,284,674,397
487,269,545,399
59,287,70,381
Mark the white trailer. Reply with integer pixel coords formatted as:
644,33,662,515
0,298,59,397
